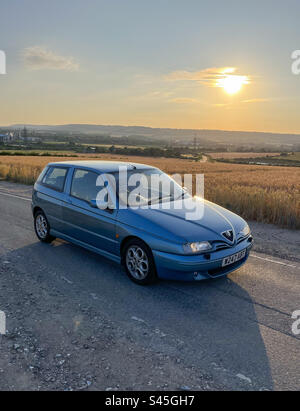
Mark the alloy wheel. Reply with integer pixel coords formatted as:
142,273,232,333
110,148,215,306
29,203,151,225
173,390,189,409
126,246,149,280
35,214,48,239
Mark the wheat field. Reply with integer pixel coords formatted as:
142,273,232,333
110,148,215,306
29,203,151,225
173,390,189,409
0,154,299,229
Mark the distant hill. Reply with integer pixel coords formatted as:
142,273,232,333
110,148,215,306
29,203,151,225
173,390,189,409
9,124,300,146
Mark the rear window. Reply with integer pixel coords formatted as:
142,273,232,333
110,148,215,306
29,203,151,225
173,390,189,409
42,167,68,192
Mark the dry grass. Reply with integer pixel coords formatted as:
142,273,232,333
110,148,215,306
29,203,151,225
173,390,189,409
0,154,299,229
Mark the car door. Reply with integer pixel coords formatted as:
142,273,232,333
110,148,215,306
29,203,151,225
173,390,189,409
61,168,118,256
35,166,69,233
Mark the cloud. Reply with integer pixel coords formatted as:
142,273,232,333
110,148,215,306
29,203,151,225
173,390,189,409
165,67,250,88
23,46,79,71
211,98,272,109
213,103,230,107
169,97,199,104
242,98,271,104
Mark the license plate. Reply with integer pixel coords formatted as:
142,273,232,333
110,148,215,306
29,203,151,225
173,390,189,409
222,249,247,267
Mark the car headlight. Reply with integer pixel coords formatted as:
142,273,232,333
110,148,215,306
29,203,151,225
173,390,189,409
240,224,250,237
183,241,212,254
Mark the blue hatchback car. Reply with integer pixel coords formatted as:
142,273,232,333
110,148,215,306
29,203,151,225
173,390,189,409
32,161,253,285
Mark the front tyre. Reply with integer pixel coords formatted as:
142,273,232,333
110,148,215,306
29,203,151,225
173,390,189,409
34,211,55,243
124,239,157,285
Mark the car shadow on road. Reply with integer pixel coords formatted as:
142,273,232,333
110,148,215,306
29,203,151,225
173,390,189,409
161,274,274,390
5,238,274,391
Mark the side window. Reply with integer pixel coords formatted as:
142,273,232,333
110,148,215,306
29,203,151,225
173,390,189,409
71,169,99,203
37,166,49,183
42,167,68,192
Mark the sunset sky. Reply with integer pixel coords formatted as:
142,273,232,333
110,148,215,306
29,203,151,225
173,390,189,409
1,0,300,133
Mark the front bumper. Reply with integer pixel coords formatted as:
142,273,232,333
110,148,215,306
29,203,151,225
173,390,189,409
153,236,253,281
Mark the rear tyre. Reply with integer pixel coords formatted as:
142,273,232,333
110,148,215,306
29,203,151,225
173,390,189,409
34,211,55,243
123,239,157,285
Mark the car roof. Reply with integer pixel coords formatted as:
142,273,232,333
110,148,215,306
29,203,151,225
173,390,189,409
47,160,156,173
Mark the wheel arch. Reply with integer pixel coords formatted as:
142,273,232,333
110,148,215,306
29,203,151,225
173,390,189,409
33,206,44,217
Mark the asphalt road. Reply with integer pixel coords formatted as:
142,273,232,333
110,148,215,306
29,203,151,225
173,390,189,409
0,182,299,391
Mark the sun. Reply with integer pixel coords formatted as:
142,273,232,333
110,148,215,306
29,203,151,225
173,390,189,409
216,72,249,95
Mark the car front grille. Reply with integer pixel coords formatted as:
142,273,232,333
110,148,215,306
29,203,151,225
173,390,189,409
236,236,247,244
215,243,231,251
213,235,252,252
